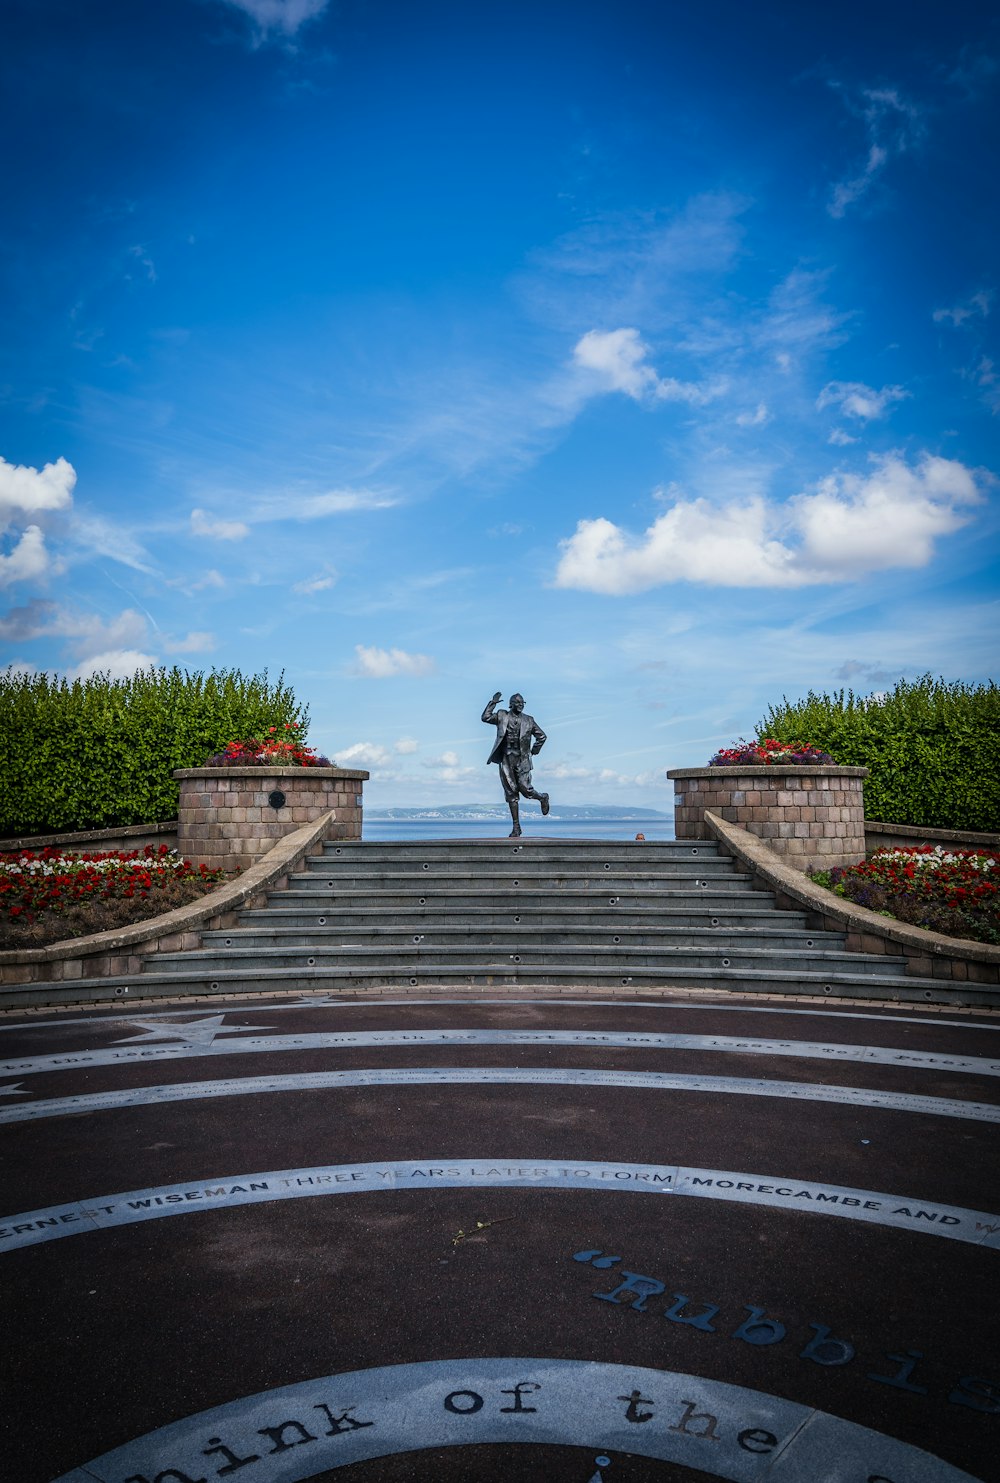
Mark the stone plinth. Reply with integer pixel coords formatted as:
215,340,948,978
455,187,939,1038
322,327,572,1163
667,765,868,872
174,767,369,873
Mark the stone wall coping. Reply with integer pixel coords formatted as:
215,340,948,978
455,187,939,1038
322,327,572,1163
0,820,178,852
173,766,369,781
866,820,1000,849
705,809,1000,968
0,811,338,971
667,765,869,779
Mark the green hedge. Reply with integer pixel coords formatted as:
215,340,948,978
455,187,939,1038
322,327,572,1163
0,667,309,836
757,676,1000,832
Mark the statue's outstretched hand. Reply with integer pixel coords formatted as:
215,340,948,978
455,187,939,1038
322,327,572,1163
491,691,502,704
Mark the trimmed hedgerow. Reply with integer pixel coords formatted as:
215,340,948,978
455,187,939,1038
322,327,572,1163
0,667,309,836
757,676,999,832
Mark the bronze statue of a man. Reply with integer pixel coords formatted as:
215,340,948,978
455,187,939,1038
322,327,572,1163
482,690,550,837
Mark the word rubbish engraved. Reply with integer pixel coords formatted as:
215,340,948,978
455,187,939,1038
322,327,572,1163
573,1248,1000,1416
50,1358,983,1482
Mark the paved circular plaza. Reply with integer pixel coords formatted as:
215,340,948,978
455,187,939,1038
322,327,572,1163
3,987,999,1481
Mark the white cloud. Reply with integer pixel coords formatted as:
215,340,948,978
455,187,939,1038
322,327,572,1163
292,571,337,595
162,631,215,654
735,402,770,427
0,526,53,588
828,428,857,446
67,649,158,681
354,644,436,678
212,0,328,40
394,737,419,754
0,454,76,523
828,86,923,219
933,290,993,327
190,508,250,541
816,381,909,421
336,741,392,767
572,328,721,406
291,490,396,519
554,453,983,593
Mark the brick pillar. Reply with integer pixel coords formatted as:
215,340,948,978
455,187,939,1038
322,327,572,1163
667,766,868,872
174,767,369,873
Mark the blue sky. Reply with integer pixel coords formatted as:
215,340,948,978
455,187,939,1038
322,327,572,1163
1,0,997,811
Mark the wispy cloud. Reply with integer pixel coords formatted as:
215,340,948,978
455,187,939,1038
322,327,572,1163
353,644,436,678
572,328,724,406
554,453,983,593
291,569,337,595
190,508,250,541
827,85,924,219
816,380,909,420
933,290,994,327
210,0,329,44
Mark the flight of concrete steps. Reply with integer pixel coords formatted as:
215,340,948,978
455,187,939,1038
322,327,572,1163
86,836,956,1003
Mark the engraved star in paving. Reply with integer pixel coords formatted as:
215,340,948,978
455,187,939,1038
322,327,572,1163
0,1082,29,1098
110,1014,276,1046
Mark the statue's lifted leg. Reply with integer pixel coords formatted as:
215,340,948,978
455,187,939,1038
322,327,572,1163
482,690,550,839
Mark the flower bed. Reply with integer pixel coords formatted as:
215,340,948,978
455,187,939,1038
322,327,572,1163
709,737,836,766
811,846,1000,946
203,722,332,768
0,844,229,950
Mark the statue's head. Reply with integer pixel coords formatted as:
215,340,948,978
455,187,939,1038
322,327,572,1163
509,693,524,714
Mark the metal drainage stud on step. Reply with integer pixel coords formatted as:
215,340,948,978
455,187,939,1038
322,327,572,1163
419,897,426,905
806,938,814,948
722,958,731,968
823,985,833,994
604,863,611,870
691,848,699,855
511,955,522,963
513,915,521,924
115,985,129,996
307,957,316,967
423,862,430,870
224,938,233,947
711,918,720,927
621,976,632,985
609,896,618,905
412,934,424,944
613,935,621,944
513,879,520,887
924,990,934,999
335,847,342,855
210,981,220,991
318,917,327,926
327,881,334,888
410,977,418,986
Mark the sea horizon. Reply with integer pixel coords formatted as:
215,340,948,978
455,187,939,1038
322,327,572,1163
361,816,676,841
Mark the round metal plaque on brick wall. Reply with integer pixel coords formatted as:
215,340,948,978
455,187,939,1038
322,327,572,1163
267,790,286,811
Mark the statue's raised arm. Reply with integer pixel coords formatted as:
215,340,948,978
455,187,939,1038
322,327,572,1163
482,691,503,723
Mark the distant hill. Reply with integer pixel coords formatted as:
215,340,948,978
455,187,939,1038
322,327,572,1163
366,803,672,821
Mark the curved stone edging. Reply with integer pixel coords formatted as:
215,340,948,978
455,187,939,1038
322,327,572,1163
705,811,1000,989
866,820,1000,852
0,811,340,989
0,819,178,855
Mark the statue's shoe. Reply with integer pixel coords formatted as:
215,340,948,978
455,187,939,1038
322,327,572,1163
540,793,550,816
509,827,522,838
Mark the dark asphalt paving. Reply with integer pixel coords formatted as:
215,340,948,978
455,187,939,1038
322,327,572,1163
2,990,998,1483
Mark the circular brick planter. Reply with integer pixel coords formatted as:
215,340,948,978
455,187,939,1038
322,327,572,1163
667,765,868,872
175,766,369,874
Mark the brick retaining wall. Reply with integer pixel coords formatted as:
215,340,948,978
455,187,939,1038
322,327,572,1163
667,766,868,872
175,766,369,873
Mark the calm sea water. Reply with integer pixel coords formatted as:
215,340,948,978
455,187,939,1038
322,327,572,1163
362,818,675,841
